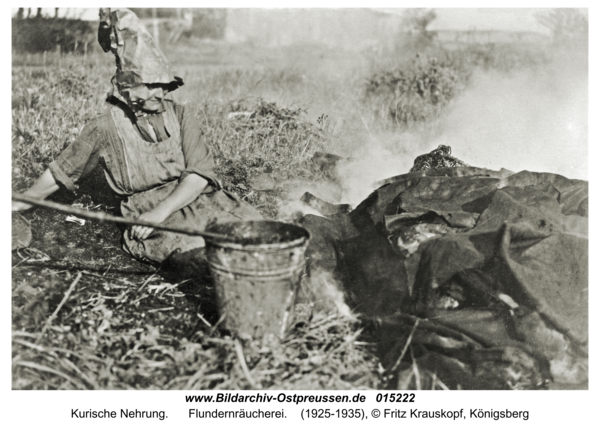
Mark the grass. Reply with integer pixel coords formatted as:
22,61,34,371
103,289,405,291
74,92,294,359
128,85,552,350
12,37,557,390
12,267,380,389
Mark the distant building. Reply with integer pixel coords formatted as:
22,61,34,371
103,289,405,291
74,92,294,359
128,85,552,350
433,29,550,46
427,8,551,46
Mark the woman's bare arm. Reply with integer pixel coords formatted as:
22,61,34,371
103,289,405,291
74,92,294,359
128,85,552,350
12,168,60,211
130,174,208,240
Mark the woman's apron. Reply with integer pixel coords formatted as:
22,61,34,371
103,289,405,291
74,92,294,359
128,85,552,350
104,104,262,264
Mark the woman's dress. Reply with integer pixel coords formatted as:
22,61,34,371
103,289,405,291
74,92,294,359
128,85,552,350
49,100,262,264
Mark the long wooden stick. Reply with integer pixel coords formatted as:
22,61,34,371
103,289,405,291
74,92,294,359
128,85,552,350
12,192,231,241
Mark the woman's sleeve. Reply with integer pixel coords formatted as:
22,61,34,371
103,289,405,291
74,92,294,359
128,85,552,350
177,104,222,190
48,119,103,192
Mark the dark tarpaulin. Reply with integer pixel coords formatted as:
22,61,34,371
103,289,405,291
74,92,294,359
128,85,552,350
301,167,588,389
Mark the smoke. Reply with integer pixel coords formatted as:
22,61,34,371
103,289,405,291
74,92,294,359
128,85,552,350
278,179,345,220
431,59,588,180
334,134,420,206
327,48,588,209
307,269,356,320
278,200,322,221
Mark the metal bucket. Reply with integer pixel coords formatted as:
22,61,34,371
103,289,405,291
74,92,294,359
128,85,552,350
204,220,310,340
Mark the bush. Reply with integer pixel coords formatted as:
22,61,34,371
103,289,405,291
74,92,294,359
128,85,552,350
364,44,549,127
12,17,96,54
365,55,464,126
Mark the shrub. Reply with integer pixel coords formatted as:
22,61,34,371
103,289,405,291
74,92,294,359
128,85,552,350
12,17,96,54
364,44,549,127
365,55,464,126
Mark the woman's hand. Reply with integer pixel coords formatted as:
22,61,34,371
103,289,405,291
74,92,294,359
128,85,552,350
129,174,208,241
129,208,170,241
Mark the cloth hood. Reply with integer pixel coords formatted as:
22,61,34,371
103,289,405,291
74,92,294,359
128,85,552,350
98,8,183,111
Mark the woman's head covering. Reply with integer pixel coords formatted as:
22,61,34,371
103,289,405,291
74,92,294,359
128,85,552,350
98,8,183,111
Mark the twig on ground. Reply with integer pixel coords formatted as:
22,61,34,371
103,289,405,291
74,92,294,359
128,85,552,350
138,272,160,292
234,339,261,389
12,331,41,339
308,313,338,330
410,345,421,390
204,337,235,346
197,313,212,328
326,328,364,358
81,270,136,285
147,307,174,313
386,318,420,374
209,314,227,337
35,271,82,345
12,256,30,269
102,264,112,276
435,375,450,390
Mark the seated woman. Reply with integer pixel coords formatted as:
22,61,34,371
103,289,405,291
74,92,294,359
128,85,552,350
12,8,262,269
